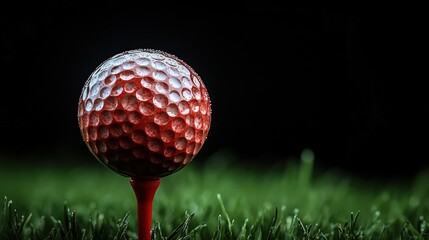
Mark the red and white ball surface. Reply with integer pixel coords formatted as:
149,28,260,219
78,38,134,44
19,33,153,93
77,49,211,179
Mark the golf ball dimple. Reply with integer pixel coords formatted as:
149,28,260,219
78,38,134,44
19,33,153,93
78,49,211,179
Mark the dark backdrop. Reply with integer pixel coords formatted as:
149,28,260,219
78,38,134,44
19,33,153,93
0,5,426,178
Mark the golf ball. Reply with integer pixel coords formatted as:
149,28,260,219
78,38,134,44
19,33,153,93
77,49,211,179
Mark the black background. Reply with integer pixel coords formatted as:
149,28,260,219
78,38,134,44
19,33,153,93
0,5,426,179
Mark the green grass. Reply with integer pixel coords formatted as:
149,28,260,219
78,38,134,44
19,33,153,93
1,149,429,239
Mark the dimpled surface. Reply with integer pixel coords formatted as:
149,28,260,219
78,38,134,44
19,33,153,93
77,49,211,179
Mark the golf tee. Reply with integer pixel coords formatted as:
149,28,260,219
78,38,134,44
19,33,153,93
130,178,161,240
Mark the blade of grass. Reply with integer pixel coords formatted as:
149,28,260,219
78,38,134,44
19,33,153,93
217,193,233,238
166,211,195,240
237,218,248,240
266,207,277,240
114,211,131,240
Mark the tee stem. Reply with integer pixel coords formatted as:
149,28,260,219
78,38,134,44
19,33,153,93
130,178,160,240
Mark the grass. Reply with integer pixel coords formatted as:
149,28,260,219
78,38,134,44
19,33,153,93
1,148,429,239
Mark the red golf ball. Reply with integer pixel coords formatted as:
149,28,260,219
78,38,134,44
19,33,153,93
77,49,211,179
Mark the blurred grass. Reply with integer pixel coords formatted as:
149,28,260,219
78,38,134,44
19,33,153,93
1,148,429,239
